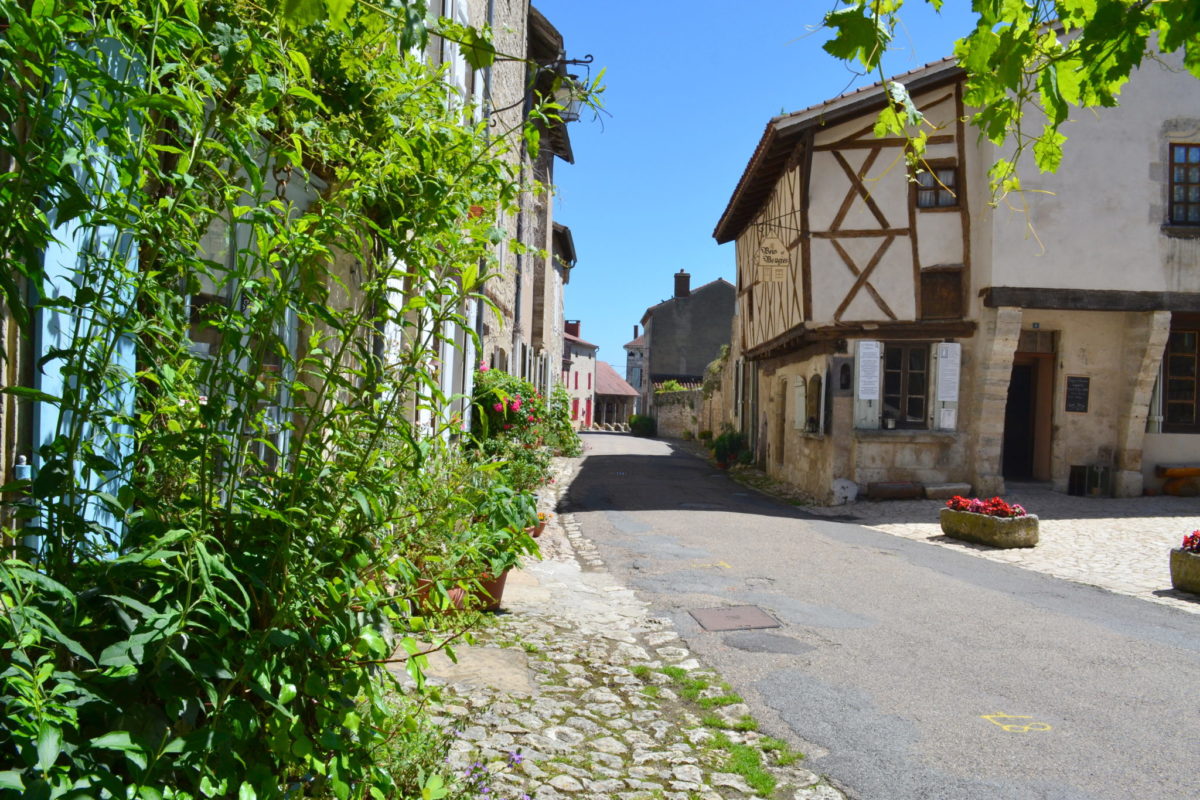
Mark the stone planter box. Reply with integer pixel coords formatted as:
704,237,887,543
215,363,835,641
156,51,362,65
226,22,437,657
939,508,1039,548
1170,548,1200,594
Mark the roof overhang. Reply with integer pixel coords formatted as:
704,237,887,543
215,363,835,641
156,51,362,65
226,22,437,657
745,319,976,362
529,7,575,164
553,222,577,271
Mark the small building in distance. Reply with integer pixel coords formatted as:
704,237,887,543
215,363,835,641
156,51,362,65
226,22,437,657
623,325,646,414
562,320,597,430
639,270,735,416
594,361,638,429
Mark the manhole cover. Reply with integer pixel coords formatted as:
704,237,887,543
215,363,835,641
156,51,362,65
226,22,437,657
689,605,781,632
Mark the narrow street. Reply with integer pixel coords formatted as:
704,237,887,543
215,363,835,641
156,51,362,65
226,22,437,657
568,432,1200,800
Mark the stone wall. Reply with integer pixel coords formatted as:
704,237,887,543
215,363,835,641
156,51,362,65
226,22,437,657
654,389,702,439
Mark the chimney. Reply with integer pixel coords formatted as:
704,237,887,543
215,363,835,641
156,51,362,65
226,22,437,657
565,320,580,337
633,325,639,339
674,269,691,298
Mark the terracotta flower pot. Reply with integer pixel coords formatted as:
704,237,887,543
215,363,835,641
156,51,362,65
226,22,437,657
472,570,510,611
413,569,511,612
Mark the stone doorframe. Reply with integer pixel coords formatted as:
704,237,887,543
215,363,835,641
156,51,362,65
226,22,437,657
1114,310,1171,497
969,306,1023,496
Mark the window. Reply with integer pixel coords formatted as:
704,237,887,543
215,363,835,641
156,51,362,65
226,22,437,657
587,373,592,390
883,344,928,428
1165,329,1200,430
574,372,578,389
1169,143,1200,225
806,374,823,432
920,268,963,320
571,397,579,419
916,166,958,209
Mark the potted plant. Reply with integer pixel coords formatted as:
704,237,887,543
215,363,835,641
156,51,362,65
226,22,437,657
458,482,539,610
529,511,551,538
1170,531,1200,594
413,479,539,613
711,429,746,469
460,518,539,610
940,495,1039,548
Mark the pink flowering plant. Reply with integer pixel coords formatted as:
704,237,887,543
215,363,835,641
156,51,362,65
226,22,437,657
472,368,547,443
1181,531,1200,553
469,368,553,491
946,495,1028,518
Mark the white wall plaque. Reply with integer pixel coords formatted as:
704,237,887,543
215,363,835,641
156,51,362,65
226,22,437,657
936,342,961,403
857,340,881,400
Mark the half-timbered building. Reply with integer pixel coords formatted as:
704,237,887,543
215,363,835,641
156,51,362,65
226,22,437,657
713,56,1200,502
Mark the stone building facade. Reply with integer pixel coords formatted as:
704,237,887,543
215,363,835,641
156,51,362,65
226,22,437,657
712,55,1200,503
467,1,580,399
562,321,597,430
638,271,735,417
623,326,646,414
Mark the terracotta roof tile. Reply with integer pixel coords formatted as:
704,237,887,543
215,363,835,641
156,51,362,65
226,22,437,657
595,361,638,397
564,331,599,349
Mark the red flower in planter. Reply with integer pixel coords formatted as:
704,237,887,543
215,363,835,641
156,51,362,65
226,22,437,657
1182,531,1200,553
945,495,1027,518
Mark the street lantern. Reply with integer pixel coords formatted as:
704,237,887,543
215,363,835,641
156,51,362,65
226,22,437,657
553,74,583,123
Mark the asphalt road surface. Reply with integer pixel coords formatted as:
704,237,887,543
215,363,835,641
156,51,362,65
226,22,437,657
567,432,1200,800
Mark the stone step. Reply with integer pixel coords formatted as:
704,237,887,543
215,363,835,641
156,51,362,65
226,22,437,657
924,482,972,500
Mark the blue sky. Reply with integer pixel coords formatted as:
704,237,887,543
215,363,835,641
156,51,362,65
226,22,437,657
533,1,978,368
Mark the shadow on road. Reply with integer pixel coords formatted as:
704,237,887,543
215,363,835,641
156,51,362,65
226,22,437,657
575,432,1200,528
568,433,819,521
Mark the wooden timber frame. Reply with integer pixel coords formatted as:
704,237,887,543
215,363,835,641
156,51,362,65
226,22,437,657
717,59,972,364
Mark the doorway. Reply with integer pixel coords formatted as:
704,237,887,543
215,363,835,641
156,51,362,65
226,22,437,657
1002,353,1054,480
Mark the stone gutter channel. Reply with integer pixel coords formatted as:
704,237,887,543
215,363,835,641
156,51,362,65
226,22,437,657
390,456,847,800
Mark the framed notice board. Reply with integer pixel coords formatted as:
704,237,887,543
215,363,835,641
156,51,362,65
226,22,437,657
1065,376,1090,413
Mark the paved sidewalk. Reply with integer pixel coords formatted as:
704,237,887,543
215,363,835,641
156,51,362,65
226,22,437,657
808,482,1200,616
393,456,847,800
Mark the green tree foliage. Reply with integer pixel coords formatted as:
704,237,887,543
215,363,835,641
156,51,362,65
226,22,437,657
822,0,1200,195
0,0,573,796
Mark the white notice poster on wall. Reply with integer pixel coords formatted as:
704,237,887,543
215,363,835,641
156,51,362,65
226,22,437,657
857,341,881,400
936,343,961,402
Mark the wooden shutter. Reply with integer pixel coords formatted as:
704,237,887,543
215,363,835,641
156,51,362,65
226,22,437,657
793,378,807,430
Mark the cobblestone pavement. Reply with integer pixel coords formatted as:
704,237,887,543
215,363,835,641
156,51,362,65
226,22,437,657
800,483,1200,616
394,456,847,800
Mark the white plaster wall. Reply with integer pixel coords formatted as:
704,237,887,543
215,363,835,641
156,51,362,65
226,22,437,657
1143,433,1200,490
916,211,963,267
984,54,1200,292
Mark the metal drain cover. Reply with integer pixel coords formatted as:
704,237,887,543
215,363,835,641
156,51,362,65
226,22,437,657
689,605,780,632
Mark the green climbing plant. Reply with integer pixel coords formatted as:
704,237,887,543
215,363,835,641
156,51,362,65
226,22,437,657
0,0,595,797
